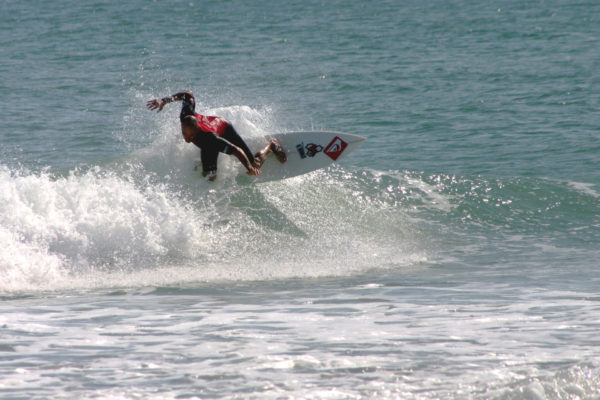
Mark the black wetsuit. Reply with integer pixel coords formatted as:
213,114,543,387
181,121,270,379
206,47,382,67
179,93,255,173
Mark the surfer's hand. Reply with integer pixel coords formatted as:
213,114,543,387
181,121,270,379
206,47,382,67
247,167,261,176
146,98,165,112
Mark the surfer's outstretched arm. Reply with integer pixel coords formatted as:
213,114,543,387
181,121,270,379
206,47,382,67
146,91,194,112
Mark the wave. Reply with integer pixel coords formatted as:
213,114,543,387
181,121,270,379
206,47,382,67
2,103,598,295
0,163,434,295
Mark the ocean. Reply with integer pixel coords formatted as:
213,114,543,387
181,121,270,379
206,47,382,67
1,0,599,398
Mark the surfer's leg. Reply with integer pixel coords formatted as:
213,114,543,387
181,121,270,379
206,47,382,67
222,125,255,165
253,145,268,169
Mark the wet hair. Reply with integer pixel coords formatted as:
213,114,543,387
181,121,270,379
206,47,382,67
181,115,198,129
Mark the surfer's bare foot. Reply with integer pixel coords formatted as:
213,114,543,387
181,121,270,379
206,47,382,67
270,139,287,164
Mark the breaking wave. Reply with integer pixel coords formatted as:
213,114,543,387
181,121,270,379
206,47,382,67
2,100,597,295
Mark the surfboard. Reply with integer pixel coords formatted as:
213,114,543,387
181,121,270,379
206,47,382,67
241,131,366,183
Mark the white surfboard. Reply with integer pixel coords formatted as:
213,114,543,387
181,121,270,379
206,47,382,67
241,131,366,183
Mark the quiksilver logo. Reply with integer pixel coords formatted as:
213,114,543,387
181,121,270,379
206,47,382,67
324,136,348,161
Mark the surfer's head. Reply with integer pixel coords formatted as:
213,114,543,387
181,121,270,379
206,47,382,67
180,115,198,143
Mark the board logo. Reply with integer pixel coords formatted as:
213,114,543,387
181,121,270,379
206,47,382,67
296,142,322,158
305,143,323,157
296,143,306,159
324,136,348,160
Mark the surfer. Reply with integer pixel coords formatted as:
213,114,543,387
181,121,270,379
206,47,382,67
147,91,286,180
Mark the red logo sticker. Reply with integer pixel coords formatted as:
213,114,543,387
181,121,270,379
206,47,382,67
324,136,348,161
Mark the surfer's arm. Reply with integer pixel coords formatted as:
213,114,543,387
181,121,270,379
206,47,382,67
197,134,260,177
212,134,260,175
146,91,194,112
230,146,261,176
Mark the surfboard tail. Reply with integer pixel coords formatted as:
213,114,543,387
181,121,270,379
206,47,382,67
252,131,367,183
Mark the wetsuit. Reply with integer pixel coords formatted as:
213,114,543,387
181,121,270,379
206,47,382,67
179,93,255,173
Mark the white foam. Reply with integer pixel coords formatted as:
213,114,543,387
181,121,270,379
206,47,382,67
0,166,216,293
0,161,429,294
567,180,600,198
0,105,432,294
